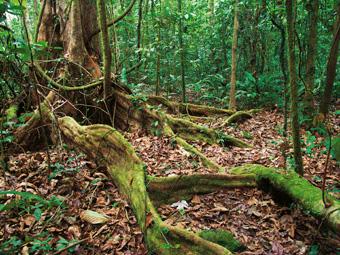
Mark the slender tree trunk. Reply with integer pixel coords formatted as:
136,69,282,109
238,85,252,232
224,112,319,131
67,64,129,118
97,0,112,98
250,3,265,97
208,0,214,24
155,0,161,95
304,0,319,112
137,0,143,64
286,0,304,175
271,16,288,169
177,0,186,103
229,0,239,110
319,4,340,117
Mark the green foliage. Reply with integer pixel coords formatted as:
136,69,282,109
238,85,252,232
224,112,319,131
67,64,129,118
131,94,148,110
308,244,319,255
56,237,79,253
331,136,340,162
0,190,67,254
304,131,317,156
151,120,162,137
48,157,82,180
31,236,53,252
241,130,253,140
0,236,23,254
0,190,65,214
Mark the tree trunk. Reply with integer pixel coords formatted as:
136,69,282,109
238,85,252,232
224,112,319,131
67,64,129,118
318,3,340,117
286,0,304,175
177,0,186,103
304,0,319,113
155,0,161,95
229,0,239,111
270,15,288,169
97,0,112,98
137,0,143,65
37,0,101,78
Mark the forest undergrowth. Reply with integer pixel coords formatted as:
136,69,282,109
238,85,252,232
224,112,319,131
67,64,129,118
1,109,338,255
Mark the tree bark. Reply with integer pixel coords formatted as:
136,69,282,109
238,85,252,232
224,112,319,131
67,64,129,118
229,0,239,111
304,0,319,112
177,0,186,103
97,0,112,98
286,0,304,175
270,15,288,169
137,0,143,65
155,0,161,95
319,3,340,117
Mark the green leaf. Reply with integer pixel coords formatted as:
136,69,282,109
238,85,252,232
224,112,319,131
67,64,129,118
308,244,319,255
33,207,42,221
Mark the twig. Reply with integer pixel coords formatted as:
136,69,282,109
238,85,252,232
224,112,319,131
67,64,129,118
53,238,88,255
321,121,332,208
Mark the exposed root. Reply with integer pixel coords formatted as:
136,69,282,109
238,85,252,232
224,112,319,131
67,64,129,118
14,92,56,150
147,173,256,205
222,109,260,126
163,123,224,172
14,95,235,254
198,229,246,252
147,95,235,116
13,96,340,254
57,116,234,255
230,164,340,232
166,115,250,148
111,91,250,171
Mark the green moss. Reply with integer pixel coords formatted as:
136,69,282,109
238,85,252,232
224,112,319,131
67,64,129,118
199,229,246,252
230,164,340,231
6,105,18,121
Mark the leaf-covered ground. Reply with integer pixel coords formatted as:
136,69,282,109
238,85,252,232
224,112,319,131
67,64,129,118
0,110,338,254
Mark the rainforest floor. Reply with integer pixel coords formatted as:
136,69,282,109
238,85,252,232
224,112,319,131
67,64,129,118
1,109,339,255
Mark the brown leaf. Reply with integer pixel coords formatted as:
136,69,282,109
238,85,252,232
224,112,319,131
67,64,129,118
21,246,29,255
210,203,228,212
191,195,201,204
145,212,153,228
23,215,36,227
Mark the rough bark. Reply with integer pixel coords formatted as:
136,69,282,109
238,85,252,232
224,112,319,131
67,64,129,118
37,0,101,78
177,0,186,103
229,0,239,110
318,3,340,117
304,0,319,112
270,15,289,169
97,0,112,98
286,0,304,175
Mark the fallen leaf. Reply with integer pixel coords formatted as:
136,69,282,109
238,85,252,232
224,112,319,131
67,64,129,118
191,195,201,204
23,215,36,227
80,210,110,224
171,200,189,210
145,212,153,228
